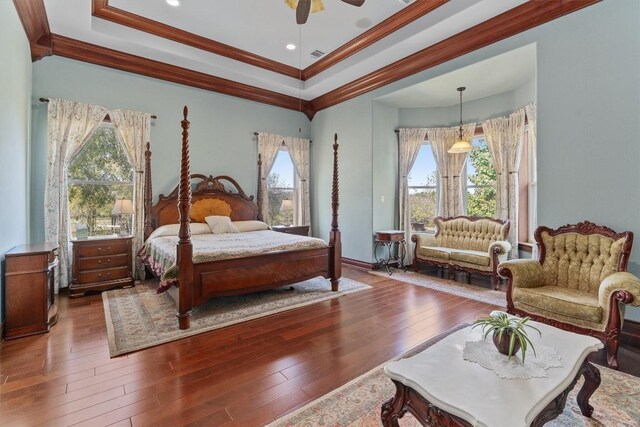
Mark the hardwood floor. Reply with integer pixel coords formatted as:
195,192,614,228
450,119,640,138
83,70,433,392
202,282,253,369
0,267,638,426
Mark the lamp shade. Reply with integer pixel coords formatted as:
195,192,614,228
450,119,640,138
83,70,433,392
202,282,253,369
112,199,133,215
280,199,294,212
448,140,474,154
284,0,324,12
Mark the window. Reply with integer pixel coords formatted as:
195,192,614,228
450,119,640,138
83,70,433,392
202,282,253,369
67,124,133,239
408,144,438,232
466,137,497,218
267,148,295,225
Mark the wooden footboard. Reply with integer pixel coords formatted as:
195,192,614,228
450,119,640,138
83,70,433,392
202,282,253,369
145,107,341,329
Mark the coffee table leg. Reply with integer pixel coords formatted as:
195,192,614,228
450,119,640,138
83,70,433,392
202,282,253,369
381,380,406,427
577,360,601,417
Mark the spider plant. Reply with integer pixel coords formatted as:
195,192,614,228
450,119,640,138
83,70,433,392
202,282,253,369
472,313,541,362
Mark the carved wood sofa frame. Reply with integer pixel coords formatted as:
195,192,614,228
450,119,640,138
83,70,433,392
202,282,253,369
143,107,342,330
499,221,635,369
411,216,510,289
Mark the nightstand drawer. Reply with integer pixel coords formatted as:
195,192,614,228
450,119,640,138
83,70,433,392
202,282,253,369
77,253,129,271
78,266,130,284
75,241,129,257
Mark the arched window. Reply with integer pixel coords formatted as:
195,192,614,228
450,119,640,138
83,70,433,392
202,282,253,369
67,124,133,238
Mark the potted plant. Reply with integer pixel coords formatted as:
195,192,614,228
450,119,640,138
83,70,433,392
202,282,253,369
472,313,541,362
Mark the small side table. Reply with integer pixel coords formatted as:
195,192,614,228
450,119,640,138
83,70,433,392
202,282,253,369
374,230,406,275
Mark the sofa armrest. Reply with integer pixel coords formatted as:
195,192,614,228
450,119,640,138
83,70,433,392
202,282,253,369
411,232,437,248
498,259,544,289
598,272,640,309
489,240,511,266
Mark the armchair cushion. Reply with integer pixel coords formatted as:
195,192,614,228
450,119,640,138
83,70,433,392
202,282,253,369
513,286,602,324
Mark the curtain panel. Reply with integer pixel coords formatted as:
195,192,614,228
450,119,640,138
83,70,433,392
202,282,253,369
111,109,152,280
45,99,108,291
398,128,427,264
427,127,455,218
257,133,284,224
524,103,538,258
284,137,311,227
482,108,526,258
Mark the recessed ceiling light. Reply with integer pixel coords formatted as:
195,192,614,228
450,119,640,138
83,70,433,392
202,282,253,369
286,43,296,50
166,0,180,7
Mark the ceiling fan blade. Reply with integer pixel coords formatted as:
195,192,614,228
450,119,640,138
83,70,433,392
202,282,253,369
297,0,311,24
340,0,365,6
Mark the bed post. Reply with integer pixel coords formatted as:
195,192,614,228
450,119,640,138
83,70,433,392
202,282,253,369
256,153,263,222
143,142,153,241
177,106,194,330
329,133,341,291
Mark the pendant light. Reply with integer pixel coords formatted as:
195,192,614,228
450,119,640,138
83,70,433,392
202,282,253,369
448,87,473,154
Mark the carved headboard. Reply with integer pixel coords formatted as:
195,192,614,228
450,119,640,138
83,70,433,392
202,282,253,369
146,173,259,239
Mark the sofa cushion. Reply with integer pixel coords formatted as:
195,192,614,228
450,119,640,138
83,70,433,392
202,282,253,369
513,286,602,324
418,246,452,260
450,250,491,267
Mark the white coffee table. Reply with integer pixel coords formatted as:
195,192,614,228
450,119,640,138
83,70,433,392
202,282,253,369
381,315,603,427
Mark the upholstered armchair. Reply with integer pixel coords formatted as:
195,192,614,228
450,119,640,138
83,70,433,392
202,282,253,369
498,221,640,369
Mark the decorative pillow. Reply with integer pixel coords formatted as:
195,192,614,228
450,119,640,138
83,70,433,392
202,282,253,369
205,215,240,234
232,220,270,232
147,223,211,240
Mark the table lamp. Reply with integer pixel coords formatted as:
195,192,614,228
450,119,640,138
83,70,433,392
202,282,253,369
279,199,293,226
112,199,133,236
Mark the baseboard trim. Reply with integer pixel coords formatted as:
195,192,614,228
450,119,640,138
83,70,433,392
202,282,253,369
0,320,4,342
622,319,640,349
342,257,374,271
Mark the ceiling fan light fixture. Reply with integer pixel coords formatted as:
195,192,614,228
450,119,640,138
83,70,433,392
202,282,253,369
284,0,325,13
448,86,473,154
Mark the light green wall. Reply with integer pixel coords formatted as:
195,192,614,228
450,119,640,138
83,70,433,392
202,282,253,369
311,0,640,320
371,102,399,235
0,2,31,322
30,57,311,243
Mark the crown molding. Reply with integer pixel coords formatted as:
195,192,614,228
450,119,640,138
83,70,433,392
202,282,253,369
302,0,449,80
310,0,601,113
12,0,51,61
50,34,315,120
92,0,302,79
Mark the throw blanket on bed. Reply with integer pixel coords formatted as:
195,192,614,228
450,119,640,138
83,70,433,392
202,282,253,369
138,230,328,293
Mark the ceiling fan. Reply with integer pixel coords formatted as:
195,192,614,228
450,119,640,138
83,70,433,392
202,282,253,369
285,0,366,25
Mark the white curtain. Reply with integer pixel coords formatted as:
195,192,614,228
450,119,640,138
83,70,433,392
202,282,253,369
398,128,427,264
427,127,456,217
482,109,526,258
284,137,311,227
257,132,284,223
448,123,476,216
524,103,538,258
45,99,108,291
111,109,152,280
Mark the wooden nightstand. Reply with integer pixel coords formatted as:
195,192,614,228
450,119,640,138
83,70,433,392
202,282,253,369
4,243,59,339
271,225,310,236
70,236,134,297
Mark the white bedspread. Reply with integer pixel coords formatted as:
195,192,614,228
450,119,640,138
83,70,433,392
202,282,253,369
139,229,328,281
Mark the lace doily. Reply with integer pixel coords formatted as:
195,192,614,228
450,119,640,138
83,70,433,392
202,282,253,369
463,339,562,379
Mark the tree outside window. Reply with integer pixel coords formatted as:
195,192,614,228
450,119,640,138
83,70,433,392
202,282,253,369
466,138,497,218
67,125,133,238
408,144,437,232
268,149,295,225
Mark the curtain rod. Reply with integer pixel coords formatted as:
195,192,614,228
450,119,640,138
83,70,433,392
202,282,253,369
39,98,157,119
253,132,312,143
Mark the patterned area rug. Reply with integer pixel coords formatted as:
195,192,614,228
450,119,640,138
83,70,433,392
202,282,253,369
102,277,370,357
268,325,640,427
369,268,505,307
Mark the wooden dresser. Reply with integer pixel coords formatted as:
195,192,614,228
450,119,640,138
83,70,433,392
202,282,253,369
70,236,134,297
4,243,59,339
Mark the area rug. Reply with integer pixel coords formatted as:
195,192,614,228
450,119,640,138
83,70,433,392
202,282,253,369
102,277,370,357
369,268,505,307
268,325,639,427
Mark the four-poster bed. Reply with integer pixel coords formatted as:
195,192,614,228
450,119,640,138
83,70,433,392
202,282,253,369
141,106,342,330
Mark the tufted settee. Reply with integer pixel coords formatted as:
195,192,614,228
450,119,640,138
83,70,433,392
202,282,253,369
411,216,511,288
499,221,640,369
